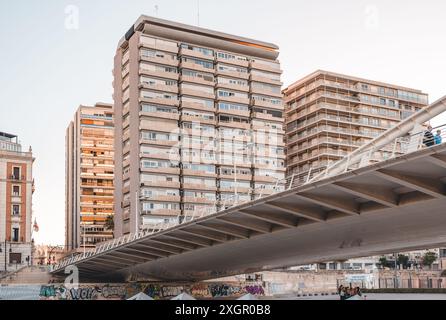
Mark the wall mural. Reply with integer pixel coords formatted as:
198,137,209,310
38,282,265,300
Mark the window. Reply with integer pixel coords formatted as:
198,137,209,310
141,104,177,114
217,64,248,74
140,48,177,61
217,90,248,99
217,52,248,62
251,82,281,94
12,228,19,242
12,185,20,196
140,62,178,74
181,57,214,69
217,77,248,86
182,69,214,82
181,96,214,109
181,44,214,56
13,167,20,180
12,205,20,216
218,103,249,112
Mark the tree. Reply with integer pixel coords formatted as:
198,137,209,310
398,254,410,269
379,256,390,269
104,215,115,231
422,251,437,268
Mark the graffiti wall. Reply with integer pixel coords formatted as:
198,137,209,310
38,282,265,300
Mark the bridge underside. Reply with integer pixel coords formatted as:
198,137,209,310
54,144,446,282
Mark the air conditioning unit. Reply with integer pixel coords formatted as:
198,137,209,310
142,210,152,216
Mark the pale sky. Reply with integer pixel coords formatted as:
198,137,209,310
0,0,445,245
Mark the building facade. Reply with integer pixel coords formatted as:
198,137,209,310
113,16,285,236
283,70,430,271
283,70,429,183
65,103,114,250
0,132,34,272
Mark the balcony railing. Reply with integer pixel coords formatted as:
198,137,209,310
9,175,25,181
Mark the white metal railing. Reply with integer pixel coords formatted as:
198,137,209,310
307,123,446,183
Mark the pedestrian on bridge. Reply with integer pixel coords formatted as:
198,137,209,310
435,130,443,145
423,126,435,147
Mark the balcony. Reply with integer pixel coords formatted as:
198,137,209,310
9,175,25,181
143,195,181,203
220,160,252,168
216,56,249,68
181,115,216,126
250,74,282,86
183,169,217,178
180,101,215,113
183,197,216,205
140,138,179,147
250,87,283,99
252,98,283,110
182,183,217,191
216,108,250,118
140,152,180,162
218,173,252,181
216,82,249,93
142,209,181,216
139,110,180,121
139,68,179,81
179,47,215,61
215,69,249,80
250,61,282,74
253,175,281,183
252,112,283,122
139,54,179,67
219,186,252,194
141,180,181,189
139,96,179,107
180,74,215,87
138,39,178,54
181,127,216,138
252,134,285,146
217,95,250,105
11,193,21,202
81,182,114,189
217,121,251,130
140,120,179,133
140,167,180,175
180,87,215,100
180,61,215,74
254,163,286,171
139,83,178,94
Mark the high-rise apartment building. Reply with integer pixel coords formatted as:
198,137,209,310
283,70,429,183
113,16,285,237
0,132,34,272
65,103,114,250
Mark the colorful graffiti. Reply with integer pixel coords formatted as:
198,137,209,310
39,282,265,300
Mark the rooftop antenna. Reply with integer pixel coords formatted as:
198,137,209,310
155,5,159,17
197,0,200,26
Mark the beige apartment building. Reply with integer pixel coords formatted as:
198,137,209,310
113,16,285,236
283,70,429,183
65,103,114,250
0,132,34,272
